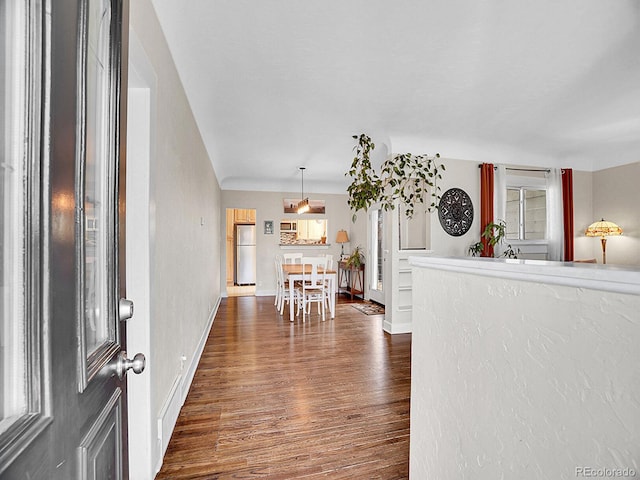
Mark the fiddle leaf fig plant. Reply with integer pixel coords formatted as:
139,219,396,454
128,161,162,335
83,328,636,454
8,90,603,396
346,133,445,221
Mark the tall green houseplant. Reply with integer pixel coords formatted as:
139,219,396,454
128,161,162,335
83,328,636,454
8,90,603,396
346,134,445,221
468,220,520,259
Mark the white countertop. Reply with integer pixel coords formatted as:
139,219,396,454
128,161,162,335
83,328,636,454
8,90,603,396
409,255,640,296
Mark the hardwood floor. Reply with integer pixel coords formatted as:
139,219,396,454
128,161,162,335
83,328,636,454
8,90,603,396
155,295,411,480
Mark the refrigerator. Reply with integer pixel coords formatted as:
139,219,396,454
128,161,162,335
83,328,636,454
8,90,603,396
235,224,256,285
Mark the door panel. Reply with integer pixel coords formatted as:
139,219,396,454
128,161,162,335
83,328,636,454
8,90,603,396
78,391,123,480
0,1,136,478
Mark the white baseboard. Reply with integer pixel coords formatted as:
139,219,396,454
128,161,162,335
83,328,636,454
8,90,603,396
157,374,182,461
154,297,221,475
181,296,220,403
383,319,412,334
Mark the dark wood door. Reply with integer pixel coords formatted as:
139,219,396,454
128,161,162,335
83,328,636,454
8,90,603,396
0,1,137,478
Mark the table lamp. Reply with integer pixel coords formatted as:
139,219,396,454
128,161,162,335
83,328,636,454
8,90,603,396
335,230,349,258
585,218,622,264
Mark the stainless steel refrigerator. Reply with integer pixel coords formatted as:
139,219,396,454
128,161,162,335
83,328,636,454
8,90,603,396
235,224,256,285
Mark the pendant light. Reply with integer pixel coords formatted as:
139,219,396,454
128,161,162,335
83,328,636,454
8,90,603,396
297,167,310,214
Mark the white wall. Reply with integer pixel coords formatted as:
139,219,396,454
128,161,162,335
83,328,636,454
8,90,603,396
129,2,222,477
410,258,640,478
573,169,594,261
429,157,480,257
220,190,360,295
592,162,640,266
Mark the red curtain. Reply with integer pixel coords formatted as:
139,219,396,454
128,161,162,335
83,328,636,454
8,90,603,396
480,163,494,257
561,168,574,261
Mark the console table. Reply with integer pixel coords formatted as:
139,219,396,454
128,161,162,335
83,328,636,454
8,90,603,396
338,261,365,299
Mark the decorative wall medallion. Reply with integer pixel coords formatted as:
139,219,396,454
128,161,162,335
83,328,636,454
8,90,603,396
438,188,474,236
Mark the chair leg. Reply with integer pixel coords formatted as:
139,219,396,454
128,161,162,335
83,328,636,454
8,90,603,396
302,295,306,322
279,288,284,315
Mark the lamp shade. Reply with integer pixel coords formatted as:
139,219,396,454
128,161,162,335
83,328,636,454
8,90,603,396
585,219,623,237
335,230,349,244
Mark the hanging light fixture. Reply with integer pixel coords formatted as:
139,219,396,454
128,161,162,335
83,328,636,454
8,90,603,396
297,167,310,214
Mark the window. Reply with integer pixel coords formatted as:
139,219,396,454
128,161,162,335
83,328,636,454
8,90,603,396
496,166,564,261
1,0,28,436
505,187,547,240
77,0,123,390
1,0,48,469
279,219,328,245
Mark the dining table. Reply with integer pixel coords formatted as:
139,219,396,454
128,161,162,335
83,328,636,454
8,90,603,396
281,263,337,321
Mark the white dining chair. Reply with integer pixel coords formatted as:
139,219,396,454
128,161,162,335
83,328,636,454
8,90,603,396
283,252,303,264
296,256,328,321
275,254,297,315
322,254,334,309
324,254,334,270
274,254,284,310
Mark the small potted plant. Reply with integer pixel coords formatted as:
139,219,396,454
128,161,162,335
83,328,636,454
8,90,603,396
468,220,520,259
346,245,365,268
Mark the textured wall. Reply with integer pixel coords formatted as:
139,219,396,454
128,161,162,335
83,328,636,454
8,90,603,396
410,262,640,478
130,2,222,476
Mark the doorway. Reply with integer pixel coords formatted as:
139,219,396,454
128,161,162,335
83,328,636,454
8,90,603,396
125,29,155,479
369,207,385,305
225,208,256,296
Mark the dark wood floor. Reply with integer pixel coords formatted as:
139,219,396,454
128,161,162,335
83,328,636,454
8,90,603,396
155,295,411,480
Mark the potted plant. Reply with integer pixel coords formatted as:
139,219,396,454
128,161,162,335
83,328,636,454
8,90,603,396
346,134,445,221
345,245,365,268
468,220,520,259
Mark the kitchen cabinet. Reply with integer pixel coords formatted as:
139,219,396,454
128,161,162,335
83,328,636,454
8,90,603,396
234,208,255,224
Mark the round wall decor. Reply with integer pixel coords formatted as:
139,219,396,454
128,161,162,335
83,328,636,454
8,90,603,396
438,188,474,236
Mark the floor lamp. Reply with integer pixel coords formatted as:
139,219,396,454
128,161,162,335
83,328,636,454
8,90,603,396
585,218,623,264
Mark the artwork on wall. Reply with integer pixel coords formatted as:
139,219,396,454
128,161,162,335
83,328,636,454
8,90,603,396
438,188,474,236
283,198,325,214
264,220,274,235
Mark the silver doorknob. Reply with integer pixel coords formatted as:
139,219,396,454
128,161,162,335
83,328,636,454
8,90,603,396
115,351,146,379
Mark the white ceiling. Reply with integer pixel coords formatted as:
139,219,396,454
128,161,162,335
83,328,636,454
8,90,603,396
149,0,640,194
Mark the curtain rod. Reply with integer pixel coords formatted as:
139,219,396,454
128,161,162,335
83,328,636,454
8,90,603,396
478,164,550,173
